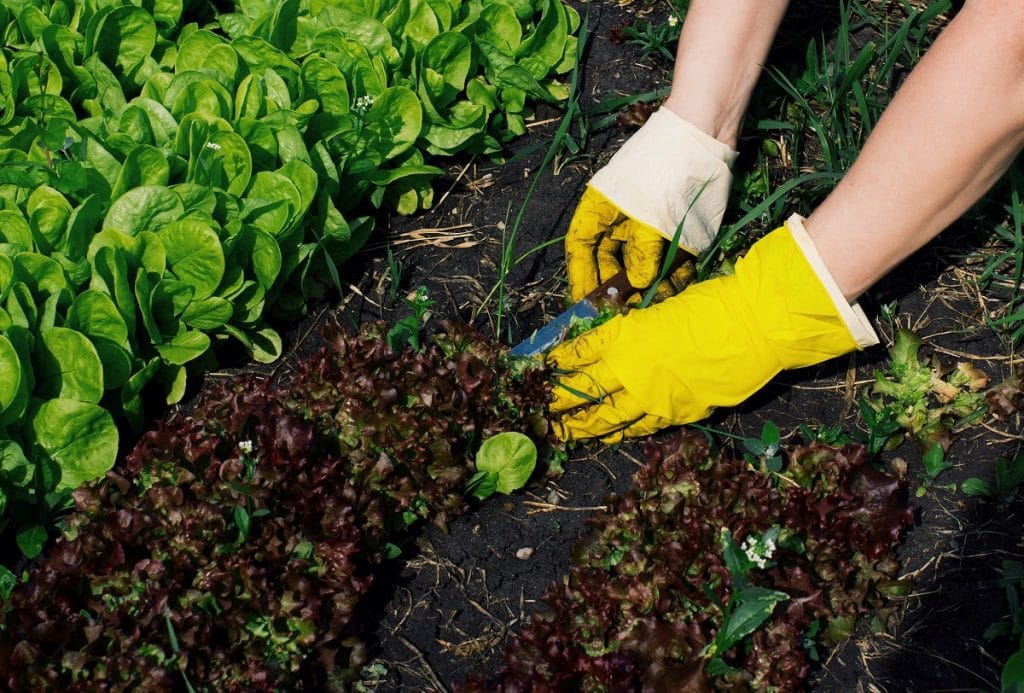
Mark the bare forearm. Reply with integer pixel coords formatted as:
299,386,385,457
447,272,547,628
807,0,1024,301
663,0,790,147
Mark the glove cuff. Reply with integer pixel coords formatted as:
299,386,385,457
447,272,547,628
784,215,880,349
589,107,737,254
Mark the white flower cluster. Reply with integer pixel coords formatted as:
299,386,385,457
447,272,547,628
667,15,679,27
354,95,375,113
238,440,255,454
742,533,776,570
204,141,222,151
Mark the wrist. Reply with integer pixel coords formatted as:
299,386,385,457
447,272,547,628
662,92,744,149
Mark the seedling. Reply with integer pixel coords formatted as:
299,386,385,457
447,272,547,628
743,421,784,473
962,452,1024,507
984,561,1024,693
702,527,789,674
798,422,852,447
386,286,434,352
467,432,538,500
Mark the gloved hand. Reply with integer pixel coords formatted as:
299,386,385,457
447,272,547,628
549,216,879,442
565,107,737,302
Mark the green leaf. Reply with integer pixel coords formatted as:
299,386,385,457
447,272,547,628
234,505,250,541
243,171,301,237
66,290,130,348
364,86,423,159
157,219,225,300
93,6,157,78
301,57,350,113
0,334,22,414
1003,649,1024,692
961,477,994,498
104,185,184,237
475,431,536,495
36,327,105,403
154,329,211,365
717,587,790,652
182,296,233,330
16,524,47,559
249,325,282,364
110,145,171,200
32,398,118,490
0,564,16,600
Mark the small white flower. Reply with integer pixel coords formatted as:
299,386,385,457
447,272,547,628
205,141,222,151
667,15,679,27
239,440,254,454
354,95,375,113
742,532,776,570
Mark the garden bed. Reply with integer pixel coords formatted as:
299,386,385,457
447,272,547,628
2,0,1023,690
329,3,1024,690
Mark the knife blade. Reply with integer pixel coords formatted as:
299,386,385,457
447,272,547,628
510,270,636,357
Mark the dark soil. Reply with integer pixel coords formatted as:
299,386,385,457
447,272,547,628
202,1,1023,690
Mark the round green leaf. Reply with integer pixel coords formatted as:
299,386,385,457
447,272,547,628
110,144,171,199
94,6,157,77
36,327,105,403
0,326,32,426
94,341,132,390
104,185,184,236
182,296,233,330
66,289,130,347
475,431,536,495
154,329,210,365
13,252,68,296
196,129,252,196
365,86,422,159
157,219,225,300
250,325,282,364
0,210,33,249
243,171,301,237
0,335,21,413
175,29,226,73
16,523,47,559
0,254,13,297
251,228,282,289
32,398,118,490
301,57,350,114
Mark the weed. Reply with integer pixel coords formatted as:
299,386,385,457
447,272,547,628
620,10,684,62
386,286,434,352
985,560,1024,692
743,421,784,474
484,11,590,341
385,248,404,304
798,422,853,447
980,164,1024,346
962,452,1024,507
702,526,789,675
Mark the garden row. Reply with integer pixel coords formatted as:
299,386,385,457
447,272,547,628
0,310,924,690
0,320,552,688
0,0,578,565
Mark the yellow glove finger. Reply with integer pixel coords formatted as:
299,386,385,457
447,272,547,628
554,388,647,442
596,235,624,286
614,410,676,441
617,219,666,290
565,188,624,302
546,314,622,371
549,359,623,413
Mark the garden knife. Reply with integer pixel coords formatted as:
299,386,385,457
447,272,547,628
509,270,637,357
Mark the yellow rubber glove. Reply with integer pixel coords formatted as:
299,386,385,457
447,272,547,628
549,217,879,442
565,107,737,302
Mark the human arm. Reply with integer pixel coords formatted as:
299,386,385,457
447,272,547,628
551,0,1024,441
565,0,789,301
